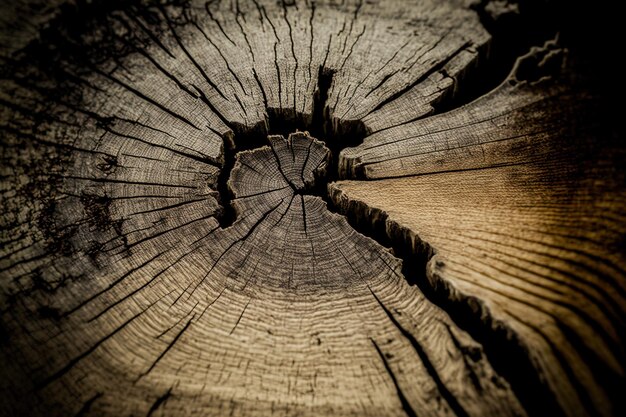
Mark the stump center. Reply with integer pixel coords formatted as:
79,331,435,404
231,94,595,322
228,131,331,205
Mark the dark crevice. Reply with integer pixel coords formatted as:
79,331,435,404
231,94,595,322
370,338,418,417
370,287,470,417
437,0,559,114
215,65,368,227
215,121,267,228
330,196,567,417
146,387,173,417
137,314,195,379
73,392,103,417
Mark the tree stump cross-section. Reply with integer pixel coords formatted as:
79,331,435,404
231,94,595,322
0,1,624,416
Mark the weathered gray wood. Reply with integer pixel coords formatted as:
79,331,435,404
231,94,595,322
0,1,623,417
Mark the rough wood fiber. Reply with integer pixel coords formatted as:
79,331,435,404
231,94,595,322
0,1,622,417
332,42,626,417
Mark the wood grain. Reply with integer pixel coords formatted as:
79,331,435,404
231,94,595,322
332,42,626,417
0,1,622,416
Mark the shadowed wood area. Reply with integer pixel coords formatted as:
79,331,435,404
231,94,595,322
332,40,626,417
0,1,623,416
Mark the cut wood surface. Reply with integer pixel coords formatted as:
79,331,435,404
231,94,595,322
0,1,623,417
333,40,626,417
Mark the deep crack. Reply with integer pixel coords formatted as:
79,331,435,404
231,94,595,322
212,51,569,417
215,64,367,228
331,197,567,417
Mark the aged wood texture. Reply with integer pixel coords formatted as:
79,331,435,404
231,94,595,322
0,0,623,416
332,42,626,417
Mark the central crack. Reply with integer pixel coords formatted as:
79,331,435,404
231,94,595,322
215,66,367,229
